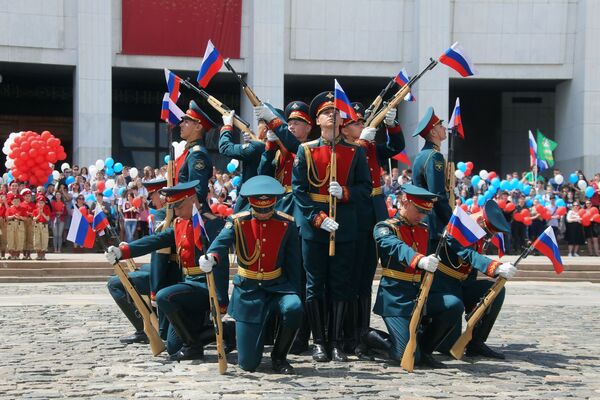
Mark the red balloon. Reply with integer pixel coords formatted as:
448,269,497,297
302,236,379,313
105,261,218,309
96,181,106,192
582,215,591,227
578,209,586,217
471,205,481,213
542,210,551,221
79,206,88,216
592,214,600,223
488,171,497,180
225,207,234,216
556,207,567,216
460,204,469,212
523,216,532,226
589,207,599,216
387,207,397,217
210,203,219,214
132,197,142,208
41,131,52,140
497,199,507,210
521,209,530,218
535,204,545,215
513,212,523,222
217,204,228,215
466,161,474,170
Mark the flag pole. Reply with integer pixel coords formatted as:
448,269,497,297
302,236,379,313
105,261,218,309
329,84,338,257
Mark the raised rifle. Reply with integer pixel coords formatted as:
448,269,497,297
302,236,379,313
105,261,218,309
159,121,176,233
445,126,457,209
364,78,396,125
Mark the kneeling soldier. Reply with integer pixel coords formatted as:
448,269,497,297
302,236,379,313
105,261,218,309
199,176,303,374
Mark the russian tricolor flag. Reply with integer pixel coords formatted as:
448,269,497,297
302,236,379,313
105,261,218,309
490,232,505,258
197,39,223,88
192,203,208,250
161,93,185,125
439,42,477,77
447,206,487,247
164,69,181,103
532,226,564,274
393,68,415,102
148,214,155,235
334,79,358,121
67,208,96,249
392,149,411,166
448,97,464,139
92,204,110,234
528,130,538,168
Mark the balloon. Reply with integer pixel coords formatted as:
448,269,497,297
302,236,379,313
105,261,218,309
227,163,236,174
523,216,532,226
457,162,467,172
232,176,241,187
85,194,95,202
525,199,533,208
522,184,531,196
387,208,397,218
590,207,599,216
113,163,123,173
585,186,595,198
582,215,591,227
103,188,113,197
106,167,114,176
513,211,523,222
577,180,588,191
487,171,497,180
460,204,469,212
556,198,566,207
61,163,70,172
556,206,567,216
89,165,97,175
66,176,75,185
118,187,126,196
554,174,564,185
521,209,531,218
105,179,116,189
217,204,228,215
79,206,88,216
95,159,105,170
491,177,500,187
130,167,139,179
471,176,481,187
505,203,516,212
477,196,486,206
471,205,481,213
465,198,473,206
225,207,234,216
535,204,545,215
210,203,219,214
132,197,142,208
230,159,240,168
510,178,520,190
568,173,579,185
592,214,600,223
455,170,464,179
497,199,507,210
104,157,115,168
164,155,170,164
479,170,489,180
96,181,106,192
52,170,60,180
578,209,586,218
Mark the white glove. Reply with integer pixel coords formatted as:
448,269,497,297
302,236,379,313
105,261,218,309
320,217,339,232
417,255,439,273
253,104,276,122
105,245,122,264
328,181,343,200
496,262,517,279
266,130,278,142
242,132,252,143
222,110,235,126
384,108,397,127
359,127,377,142
199,254,216,273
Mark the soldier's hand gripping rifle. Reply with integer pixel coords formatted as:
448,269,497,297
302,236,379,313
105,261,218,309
367,59,438,129
364,78,396,125
401,230,445,372
449,244,527,360
179,77,259,141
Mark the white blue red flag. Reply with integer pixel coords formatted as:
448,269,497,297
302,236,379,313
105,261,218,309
532,226,564,274
490,232,505,258
161,93,185,125
192,203,209,250
392,149,411,166
446,206,487,247
393,68,415,102
448,97,464,139
439,42,477,77
334,79,358,121
148,214,155,235
528,130,548,171
92,204,110,234
197,40,223,88
164,69,181,103
67,208,96,249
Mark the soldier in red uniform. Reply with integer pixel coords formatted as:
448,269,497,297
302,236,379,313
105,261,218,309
20,188,35,260
32,195,51,260
6,193,26,260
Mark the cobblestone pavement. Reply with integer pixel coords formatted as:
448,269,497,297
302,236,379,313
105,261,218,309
0,282,599,399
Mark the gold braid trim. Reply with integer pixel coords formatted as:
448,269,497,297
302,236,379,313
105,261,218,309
303,144,330,188
234,218,261,266
275,150,286,183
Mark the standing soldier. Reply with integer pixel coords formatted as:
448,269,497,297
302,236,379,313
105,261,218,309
412,107,453,253
339,102,404,358
199,176,303,374
32,194,50,260
6,193,25,260
292,91,371,362
21,188,35,260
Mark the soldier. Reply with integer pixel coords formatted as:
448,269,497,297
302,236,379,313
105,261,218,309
364,184,463,368
21,188,34,260
6,193,26,260
32,195,50,260
199,175,303,374
292,91,371,362
412,107,453,253
433,200,517,359
0,191,7,259
339,102,405,358
105,181,232,361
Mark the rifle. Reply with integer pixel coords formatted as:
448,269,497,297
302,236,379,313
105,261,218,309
364,78,396,125
159,123,176,233
446,126,457,208
179,77,259,141
449,244,528,360
328,104,338,257
401,230,445,372
367,58,438,129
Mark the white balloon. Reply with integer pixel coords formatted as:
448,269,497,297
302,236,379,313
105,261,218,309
478,180,486,189
89,165,97,175
61,163,70,172
578,179,588,190
554,174,564,185
95,159,105,170
479,169,489,180
455,170,465,179
130,167,139,179
105,179,116,189
231,159,240,168
2,146,8,155
52,170,60,180
5,159,14,169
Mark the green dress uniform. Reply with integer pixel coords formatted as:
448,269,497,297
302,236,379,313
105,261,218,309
412,107,453,253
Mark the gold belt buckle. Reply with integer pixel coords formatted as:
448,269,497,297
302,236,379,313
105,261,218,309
256,271,264,280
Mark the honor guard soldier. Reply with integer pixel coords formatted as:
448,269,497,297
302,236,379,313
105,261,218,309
433,200,517,359
365,184,463,368
412,107,453,253
199,176,303,374
292,91,371,362
105,181,233,361
6,193,25,260
339,102,405,358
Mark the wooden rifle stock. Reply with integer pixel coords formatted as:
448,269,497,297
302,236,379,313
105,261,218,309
206,271,227,374
365,78,396,125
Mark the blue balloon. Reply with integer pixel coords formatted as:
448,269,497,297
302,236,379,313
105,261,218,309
118,187,126,196
522,184,531,195
525,199,533,207
149,208,157,215
227,163,236,174
66,176,75,185
556,198,566,207
510,178,519,190
500,180,510,191
114,163,123,173
8,170,13,178
7,177,13,184
477,196,486,206
569,173,578,184
535,194,543,201
106,167,114,176
232,176,241,186
491,177,500,187
85,194,95,202
471,176,481,187
457,162,467,172
164,155,170,164
103,188,113,197
105,157,115,168
585,186,595,198
466,198,474,206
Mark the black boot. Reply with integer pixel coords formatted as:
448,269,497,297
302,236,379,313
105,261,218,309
362,328,392,359
329,301,348,362
306,299,329,362
113,296,147,344
466,341,505,359
289,313,310,355
168,311,204,361
355,295,374,360
417,353,447,369
222,320,237,354
342,298,358,354
271,326,298,374
419,318,452,369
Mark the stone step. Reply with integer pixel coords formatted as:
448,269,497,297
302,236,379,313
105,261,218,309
0,268,114,277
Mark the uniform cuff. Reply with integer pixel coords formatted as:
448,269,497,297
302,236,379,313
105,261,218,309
486,260,502,277
219,304,228,314
265,140,278,151
386,124,402,134
340,186,350,203
150,292,156,301
210,252,220,263
312,211,328,228
220,125,233,134
409,253,425,271
267,118,283,131
119,244,131,260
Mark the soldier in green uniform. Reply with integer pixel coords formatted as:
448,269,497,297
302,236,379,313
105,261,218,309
199,175,303,374
412,107,453,253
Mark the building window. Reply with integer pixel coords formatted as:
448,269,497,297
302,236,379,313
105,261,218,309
116,121,169,168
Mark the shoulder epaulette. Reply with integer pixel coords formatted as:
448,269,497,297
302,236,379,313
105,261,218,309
418,221,428,228
231,211,251,220
304,139,320,147
191,145,202,152
202,212,217,220
275,210,294,222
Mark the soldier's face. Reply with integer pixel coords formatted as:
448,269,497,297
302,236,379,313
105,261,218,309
174,196,195,219
180,119,201,140
433,123,447,140
288,120,311,142
316,108,341,129
401,197,428,225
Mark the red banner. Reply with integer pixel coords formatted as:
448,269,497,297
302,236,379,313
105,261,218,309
121,0,242,58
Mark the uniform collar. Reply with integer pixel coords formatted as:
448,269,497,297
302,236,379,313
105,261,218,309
185,139,204,149
321,135,343,146
396,214,414,226
423,140,440,151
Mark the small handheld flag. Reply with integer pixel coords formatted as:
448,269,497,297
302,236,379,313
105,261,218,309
393,68,416,102
490,232,505,258
448,97,464,139
439,42,477,77
446,206,487,247
92,204,110,234
192,203,209,250
392,149,411,167
334,79,358,121
531,226,564,274
197,40,224,88
67,208,96,249
148,214,155,235
164,68,181,103
528,130,538,169
161,93,185,125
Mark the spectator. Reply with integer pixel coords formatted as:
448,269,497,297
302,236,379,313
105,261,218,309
142,166,155,182
566,202,585,257
80,166,90,182
583,200,600,256
51,191,67,253
73,194,89,251
122,191,139,242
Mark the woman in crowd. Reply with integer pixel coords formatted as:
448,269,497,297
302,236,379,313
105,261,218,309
50,191,68,253
122,191,139,242
583,200,600,256
566,202,585,257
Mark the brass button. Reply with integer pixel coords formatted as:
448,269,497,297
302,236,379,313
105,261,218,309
262,253,266,257
262,238,266,242
262,224,266,227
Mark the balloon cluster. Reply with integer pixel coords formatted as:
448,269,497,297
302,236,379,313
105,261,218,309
454,161,474,179
226,159,240,174
3,130,67,186
578,207,600,227
210,203,234,217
